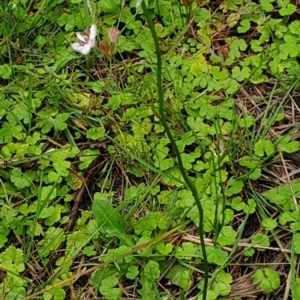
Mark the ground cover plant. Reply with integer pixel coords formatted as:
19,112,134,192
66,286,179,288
1,0,300,299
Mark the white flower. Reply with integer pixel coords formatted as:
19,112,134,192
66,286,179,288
136,0,144,9
71,24,97,55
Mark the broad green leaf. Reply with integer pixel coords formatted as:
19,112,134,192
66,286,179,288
289,20,300,35
98,0,120,13
228,38,247,59
165,264,192,291
231,66,251,81
265,187,290,205
230,196,246,211
139,261,160,299
107,93,134,110
92,199,133,246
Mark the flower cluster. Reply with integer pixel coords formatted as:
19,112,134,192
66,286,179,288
71,24,120,59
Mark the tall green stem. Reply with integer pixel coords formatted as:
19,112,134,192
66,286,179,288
141,2,208,298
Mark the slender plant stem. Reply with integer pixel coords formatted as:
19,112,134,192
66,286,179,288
141,2,209,298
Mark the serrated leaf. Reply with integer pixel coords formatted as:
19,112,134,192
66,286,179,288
0,246,25,273
143,260,160,280
126,265,139,280
86,127,106,140
262,218,277,231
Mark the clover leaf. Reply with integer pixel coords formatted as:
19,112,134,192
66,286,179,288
255,138,275,157
165,264,192,291
228,38,247,59
0,64,12,79
277,135,299,153
79,149,99,170
211,271,232,296
278,0,296,16
262,218,277,231
100,276,122,300
260,0,274,12
252,233,270,250
251,268,280,293
217,226,236,246
231,66,251,82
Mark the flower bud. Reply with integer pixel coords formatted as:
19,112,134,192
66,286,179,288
108,28,120,44
99,40,110,58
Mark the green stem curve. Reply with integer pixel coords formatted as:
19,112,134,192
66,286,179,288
141,2,208,298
